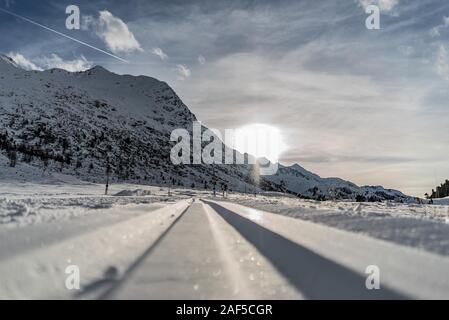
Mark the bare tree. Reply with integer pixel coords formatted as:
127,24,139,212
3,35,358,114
8,150,17,167
105,158,111,195
42,158,49,176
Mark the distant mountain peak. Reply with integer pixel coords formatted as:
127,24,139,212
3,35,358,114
290,163,305,170
87,65,110,73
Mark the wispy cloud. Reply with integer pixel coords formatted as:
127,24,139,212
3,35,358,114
88,10,143,54
38,54,92,72
8,52,43,71
176,64,191,80
151,47,168,60
358,0,400,13
435,44,449,80
0,7,128,63
429,16,449,37
198,55,206,65
8,52,91,72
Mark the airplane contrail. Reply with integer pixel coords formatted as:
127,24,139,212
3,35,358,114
0,7,129,63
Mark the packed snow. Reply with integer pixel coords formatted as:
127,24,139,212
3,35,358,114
217,193,449,256
0,177,448,255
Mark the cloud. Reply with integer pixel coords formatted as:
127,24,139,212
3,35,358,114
176,64,191,80
151,47,168,60
7,53,91,72
177,42,445,194
92,10,143,54
198,55,206,65
38,54,92,72
397,45,414,56
436,45,449,80
83,1,448,196
8,52,43,71
358,0,399,12
81,15,96,31
429,16,449,38
430,27,441,38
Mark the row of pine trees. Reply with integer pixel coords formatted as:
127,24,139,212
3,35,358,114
428,180,449,199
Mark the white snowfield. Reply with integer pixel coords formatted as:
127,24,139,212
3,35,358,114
0,182,449,299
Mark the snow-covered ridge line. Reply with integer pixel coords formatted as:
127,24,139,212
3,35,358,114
266,163,410,202
0,54,409,201
0,54,19,68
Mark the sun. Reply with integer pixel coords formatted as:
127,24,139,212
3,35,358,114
233,123,287,163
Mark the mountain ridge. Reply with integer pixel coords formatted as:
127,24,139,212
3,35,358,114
0,54,411,201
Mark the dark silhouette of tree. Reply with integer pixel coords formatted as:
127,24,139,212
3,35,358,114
105,158,111,195
8,150,17,167
430,180,449,199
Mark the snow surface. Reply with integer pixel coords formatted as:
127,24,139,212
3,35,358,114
218,193,449,256
0,181,448,299
434,197,449,206
0,197,190,299
113,189,152,197
107,201,302,299
206,200,449,299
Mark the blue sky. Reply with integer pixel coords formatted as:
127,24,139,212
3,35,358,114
1,0,449,196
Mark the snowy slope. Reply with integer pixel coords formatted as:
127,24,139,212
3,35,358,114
434,197,449,205
0,54,257,192
264,163,410,201
0,54,409,201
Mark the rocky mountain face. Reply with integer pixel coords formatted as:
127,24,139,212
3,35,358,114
0,55,410,201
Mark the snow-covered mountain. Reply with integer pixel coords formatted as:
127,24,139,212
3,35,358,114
0,54,410,201
265,163,409,201
0,54,262,192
